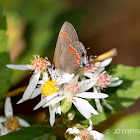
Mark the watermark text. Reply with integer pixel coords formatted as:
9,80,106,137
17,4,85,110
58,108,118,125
105,129,140,134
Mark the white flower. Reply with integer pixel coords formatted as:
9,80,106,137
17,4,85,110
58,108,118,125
30,70,74,126
0,97,30,136
6,55,51,103
66,120,104,140
95,75,122,111
84,58,113,78
94,77,123,112
83,61,123,112
86,71,122,89
34,76,108,120
84,57,123,89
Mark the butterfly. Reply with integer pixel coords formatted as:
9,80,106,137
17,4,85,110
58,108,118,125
53,21,87,74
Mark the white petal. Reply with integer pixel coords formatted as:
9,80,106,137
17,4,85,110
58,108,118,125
105,103,113,110
29,72,37,82
33,93,59,110
18,118,30,127
74,136,81,140
88,119,93,130
95,99,102,112
0,124,8,136
0,117,6,123
74,75,79,81
111,77,119,82
49,105,56,126
17,98,25,104
33,96,48,110
6,64,31,70
102,99,113,110
43,96,65,108
66,128,80,134
98,67,105,73
55,102,61,115
73,97,98,119
30,88,41,99
92,87,103,112
1,130,9,136
23,72,40,100
90,130,104,140
42,72,48,81
93,87,98,93
75,92,108,99
57,73,74,85
100,58,112,67
84,72,94,78
78,78,97,93
47,93,60,102
37,80,44,85
4,97,13,117
73,97,98,115
109,80,123,87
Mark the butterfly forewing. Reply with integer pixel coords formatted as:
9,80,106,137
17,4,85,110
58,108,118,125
53,21,79,68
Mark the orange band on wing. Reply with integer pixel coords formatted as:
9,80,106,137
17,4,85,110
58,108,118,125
53,46,58,68
68,46,80,65
61,32,71,43
55,61,58,68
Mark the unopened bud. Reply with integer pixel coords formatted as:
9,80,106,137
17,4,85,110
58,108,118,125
67,112,75,121
61,98,72,114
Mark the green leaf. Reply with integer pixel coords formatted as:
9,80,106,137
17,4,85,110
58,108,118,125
106,65,140,112
0,14,7,53
104,113,140,140
107,65,140,81
107,80,140,112
0,125,55,140
0,8,10,100
91,107,109,125
0,52,11,100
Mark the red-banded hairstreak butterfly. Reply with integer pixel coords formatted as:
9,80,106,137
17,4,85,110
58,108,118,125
53,21,87,74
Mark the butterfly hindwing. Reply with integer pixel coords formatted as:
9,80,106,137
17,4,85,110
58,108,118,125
58,41,86,73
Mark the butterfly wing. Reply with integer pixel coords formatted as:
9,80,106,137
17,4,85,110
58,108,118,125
53,21,79,68
58,41,87,73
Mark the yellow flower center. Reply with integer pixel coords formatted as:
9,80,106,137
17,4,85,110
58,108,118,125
41,79,58,96
6,116,19,132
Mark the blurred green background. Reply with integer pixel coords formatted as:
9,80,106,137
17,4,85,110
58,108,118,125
0,0,140,139
1,0,140,82
0,0,140,83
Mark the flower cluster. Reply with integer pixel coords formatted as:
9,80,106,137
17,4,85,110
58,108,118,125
66,120,104,140
6,52,122,139
0,97,30,136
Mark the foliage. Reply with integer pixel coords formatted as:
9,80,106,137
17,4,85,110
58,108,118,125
0,9,11,100
0,126,56,140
